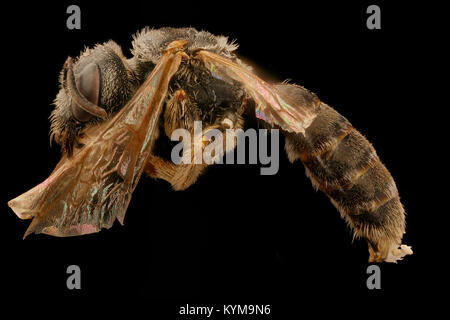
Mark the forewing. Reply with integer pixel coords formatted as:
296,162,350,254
196,50,319,133
8,50,183,238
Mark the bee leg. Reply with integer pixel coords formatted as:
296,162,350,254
144,155,207,191
144,121,221,190
143,88,208,190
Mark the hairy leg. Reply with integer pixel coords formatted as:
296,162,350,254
144,155,207,191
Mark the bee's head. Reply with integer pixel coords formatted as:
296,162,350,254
50,41,137,155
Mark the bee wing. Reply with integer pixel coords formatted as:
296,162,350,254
8,49,183,238
195,50,319,133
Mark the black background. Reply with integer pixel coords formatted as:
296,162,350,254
0,0,443,317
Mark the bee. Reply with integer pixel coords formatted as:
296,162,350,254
8,27,412,263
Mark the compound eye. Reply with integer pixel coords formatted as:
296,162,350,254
68,62,103,122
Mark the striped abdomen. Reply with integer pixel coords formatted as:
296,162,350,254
278,84,412,262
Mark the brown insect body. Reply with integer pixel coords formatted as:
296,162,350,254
280,85,411,262
8,27,411,263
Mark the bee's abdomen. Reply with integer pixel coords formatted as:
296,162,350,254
279,84,411,262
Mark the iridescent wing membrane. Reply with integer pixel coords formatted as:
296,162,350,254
8,46,183,238
195,50,319,133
